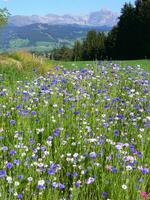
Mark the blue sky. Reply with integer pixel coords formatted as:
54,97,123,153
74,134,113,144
0,0,135,16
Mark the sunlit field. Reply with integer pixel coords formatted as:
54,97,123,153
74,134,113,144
0,55,150,200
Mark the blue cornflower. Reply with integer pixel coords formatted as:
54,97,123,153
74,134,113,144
52,182,58,188
66,172,71,177
53,128,61,137
111,167,117,173
9,150,16,155
117,114,124,119
48,168,55,175
89,152,97,159
2,146,8,151
0,169,6,178
74,111,80,115
141,168,149,174
18,175,24,180
17,194,23,199
31,111,36,115
75,180,81,187
55,66,59,71
102,192,108,198
14,160,20,165
72,172,78,177
114,130,119,136
6,162,13,169
59,183,65,189
29,138,34,144
10,120,16,125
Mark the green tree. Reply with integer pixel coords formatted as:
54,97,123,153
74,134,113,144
52,46,73,61
86,30,98,60
106,0,150,59
116,3,136,59
0,8,10,26
105,26,118,59
135,0,150,58
96,32,106,60
73,40,82,61
81,30,106,60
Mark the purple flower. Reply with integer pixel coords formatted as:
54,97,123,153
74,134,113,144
111,167,117,173
114,130,119,136
130,145,135,153
75,181,81,187
59,183,65,189
48,168,55,175
0,170,6,178
89,152,97,159
98,140,104,145
86,177,95,184
74,111,80,115
37,180,45,190
14,160,20,165
29,138,34,144
102,192,108,198
2,146,8,151
47,136,53,141
66,172,71,177
31,111,36,115
17,194,23,199
6,162,13,169
37,185,45,189
53,129,61,137
144,122,150,128
18,175,24,180
9,150,16,155
52,182,59,188
141,168,149,174
72,172,78,177
55,66,59,71
10,120,16,125
116,114,124,119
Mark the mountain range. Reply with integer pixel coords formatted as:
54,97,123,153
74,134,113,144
0,9,118,52
8,9,118,27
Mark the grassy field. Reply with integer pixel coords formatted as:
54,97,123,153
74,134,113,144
0,52,150,83
46,59,150,70
0,52,150,200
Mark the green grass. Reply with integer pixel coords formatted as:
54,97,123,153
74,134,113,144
115,59,150,71
47,59,150,71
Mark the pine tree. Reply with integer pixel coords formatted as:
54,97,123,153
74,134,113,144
73,40,82,61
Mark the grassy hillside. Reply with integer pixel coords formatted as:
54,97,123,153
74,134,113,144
0,24,110,53
0,51,57,88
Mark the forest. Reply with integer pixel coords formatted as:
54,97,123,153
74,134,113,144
50,0,150,61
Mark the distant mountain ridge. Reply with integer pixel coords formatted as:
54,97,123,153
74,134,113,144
8,9,118,27
0,23,111,52
0,9,117,52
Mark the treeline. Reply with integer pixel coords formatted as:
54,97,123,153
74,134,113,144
50,31,106,61
50,0,150,61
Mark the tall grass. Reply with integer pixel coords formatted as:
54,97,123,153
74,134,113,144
0,51,56,88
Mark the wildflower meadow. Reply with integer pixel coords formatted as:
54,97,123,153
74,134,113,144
0,62,150,200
